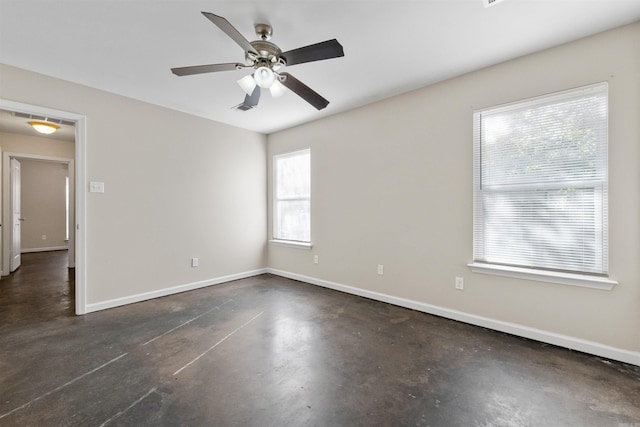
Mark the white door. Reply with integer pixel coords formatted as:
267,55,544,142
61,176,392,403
10,158,21,272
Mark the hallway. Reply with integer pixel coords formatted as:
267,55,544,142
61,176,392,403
0,250,73,327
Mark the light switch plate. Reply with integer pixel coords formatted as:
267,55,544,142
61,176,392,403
89,181,105,193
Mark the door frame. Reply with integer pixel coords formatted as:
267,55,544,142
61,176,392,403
0,99,87,315
10,157,22,272
3,153,75,272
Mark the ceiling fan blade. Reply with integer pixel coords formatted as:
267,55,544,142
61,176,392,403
237,86,261,111
279,72,329,110
201,12,258,56
245,86,261,107
171,63,243,76
280,39,344,66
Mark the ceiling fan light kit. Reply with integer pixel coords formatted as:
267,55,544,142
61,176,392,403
253,66,276,88
237,74,257,96
171,12,344,111
269,79,287,98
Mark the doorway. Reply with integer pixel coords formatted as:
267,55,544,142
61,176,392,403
0,99,86,314
3,154,75,272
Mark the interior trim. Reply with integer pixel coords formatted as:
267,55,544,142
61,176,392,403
267,268,639,367
468,262,618,290
84,268,268,314
21,246,68,253
269,239,312,250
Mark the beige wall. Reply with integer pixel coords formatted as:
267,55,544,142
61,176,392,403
267,23,640,354
20,159,68,251
0,131,75,159
0,64,267,305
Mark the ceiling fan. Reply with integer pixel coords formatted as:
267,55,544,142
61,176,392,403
171,12,344,111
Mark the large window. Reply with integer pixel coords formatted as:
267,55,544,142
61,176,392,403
273,149,310,243
472,83,609,278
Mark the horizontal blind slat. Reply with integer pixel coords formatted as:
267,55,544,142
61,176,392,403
473,83,608,275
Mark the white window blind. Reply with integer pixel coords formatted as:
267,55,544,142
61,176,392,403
473,83,608,275
274,149,311,242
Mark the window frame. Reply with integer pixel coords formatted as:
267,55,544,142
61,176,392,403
271,148,312,249
468,83,617,290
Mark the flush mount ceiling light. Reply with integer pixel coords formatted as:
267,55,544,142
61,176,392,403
29,121,59,135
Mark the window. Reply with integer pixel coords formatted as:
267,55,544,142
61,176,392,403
273,149,310,243
472,83,610,282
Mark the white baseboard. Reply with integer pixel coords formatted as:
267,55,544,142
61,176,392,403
267,268,640,367
22,246,68,253
85,268,268,314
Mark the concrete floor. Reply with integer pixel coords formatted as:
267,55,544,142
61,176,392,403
1,252,639,426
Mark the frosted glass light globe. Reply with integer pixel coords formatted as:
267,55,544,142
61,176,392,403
254,66,276,88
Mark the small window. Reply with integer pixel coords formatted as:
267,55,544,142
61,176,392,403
472,83,608,276
273,149,310,242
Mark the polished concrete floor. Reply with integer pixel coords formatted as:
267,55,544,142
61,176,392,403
1,252,639,426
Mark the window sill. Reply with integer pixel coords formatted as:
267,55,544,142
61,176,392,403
467,263,618,291
269,239,312,250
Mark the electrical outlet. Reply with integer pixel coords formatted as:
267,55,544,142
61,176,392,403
377,265,384,275
191,257,199,268
42,235,47,240
314,255,319,264
455,277,464,290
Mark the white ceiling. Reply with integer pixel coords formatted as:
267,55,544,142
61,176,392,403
1,0,639,135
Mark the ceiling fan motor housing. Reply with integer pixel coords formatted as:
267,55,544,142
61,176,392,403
247,40,284,69
254,23,273,40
